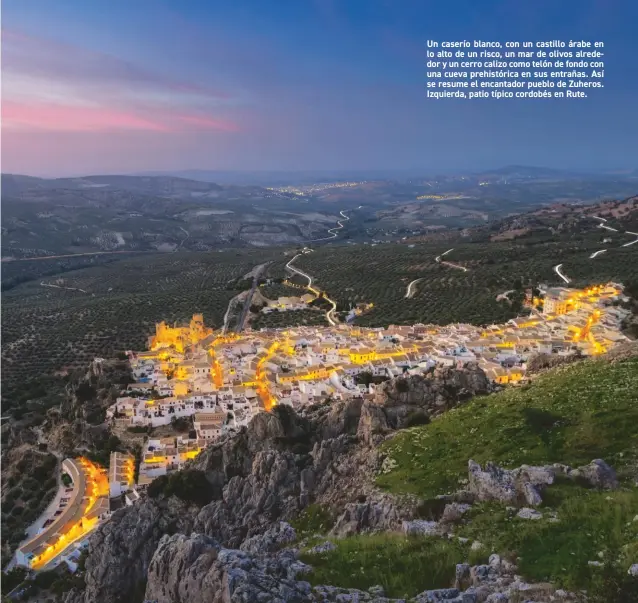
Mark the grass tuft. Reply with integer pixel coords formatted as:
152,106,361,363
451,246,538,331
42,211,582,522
300,533,486,598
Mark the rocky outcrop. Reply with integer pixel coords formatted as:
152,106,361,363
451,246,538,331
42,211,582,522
402,520,440,536
440,503,472,525
331,496,407,537
568,459,618,490
373,364,493,436
240,521,297,555
526,352,582,374
468,460,555,507
76,498,198,603
517,508,543,520
68,366,491,603
467,458,618,509
143,533,313,603
141,532,576,603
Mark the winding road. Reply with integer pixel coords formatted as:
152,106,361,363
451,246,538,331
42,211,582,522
404,278,424,299
2,250,152,262
622,232,638,247
554,215,637,283
176,226,190,250
554,263,571,284
40,281,87,293
435,248,468,272
308,207,361,243
285,250,338,326
591,215,638,248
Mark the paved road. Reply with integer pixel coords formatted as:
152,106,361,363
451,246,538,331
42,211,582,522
285,251,338,326
234,265,268,333
40,281,88,293
554,263,571,284
308,208,358,243
176,226,190,250
555,215,637,282
622,231,638,247
404,278,424,299
2,250,153,262
435,248,468,272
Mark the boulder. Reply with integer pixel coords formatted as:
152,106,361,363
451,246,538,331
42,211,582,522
467,460,556,506
402,520,440,536
522,482,543,507
468,461,517,504
570,459,618,490
331,498,403,537
455,563,472,590
517,508,543,520
441,503,472,524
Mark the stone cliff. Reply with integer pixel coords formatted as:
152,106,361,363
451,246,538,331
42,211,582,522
66,363,492,603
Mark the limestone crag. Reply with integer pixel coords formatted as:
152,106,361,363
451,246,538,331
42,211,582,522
330,496,407,537
467,459,618,507
143,532,312,603
140,531,578,603
69,367,489,603
78,497,198,603
240,521,297,555
373,364,493,435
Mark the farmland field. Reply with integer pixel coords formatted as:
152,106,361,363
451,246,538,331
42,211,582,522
2,209,637,413
292,230,638,327
1,250,284,408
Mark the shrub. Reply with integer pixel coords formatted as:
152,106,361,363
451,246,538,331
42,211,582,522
1,567,27,595
291,504,334,539
147,470,214,507
395,379,410,393
405,410,430,428
127,425,151,434
170,416,191,432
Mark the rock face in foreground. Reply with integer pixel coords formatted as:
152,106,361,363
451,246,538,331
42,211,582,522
80,497,198,603
67,365,493,603
142,530,578,603
144,532,312,603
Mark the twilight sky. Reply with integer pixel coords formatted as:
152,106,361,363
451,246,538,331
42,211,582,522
2,0,637,177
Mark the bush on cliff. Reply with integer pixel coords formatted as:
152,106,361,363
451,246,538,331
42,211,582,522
147,469,214,507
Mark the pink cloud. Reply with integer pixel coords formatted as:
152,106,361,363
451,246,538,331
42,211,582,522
2,102,170,133
175,114,240,132
2,101,240,133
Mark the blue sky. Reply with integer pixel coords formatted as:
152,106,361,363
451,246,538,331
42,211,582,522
2,0,637,176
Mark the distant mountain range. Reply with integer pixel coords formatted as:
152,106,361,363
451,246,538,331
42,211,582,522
4,166,636,190
133,166,638,186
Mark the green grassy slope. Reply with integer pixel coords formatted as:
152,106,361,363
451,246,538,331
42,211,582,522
300,355,638,599
377,356,638,498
